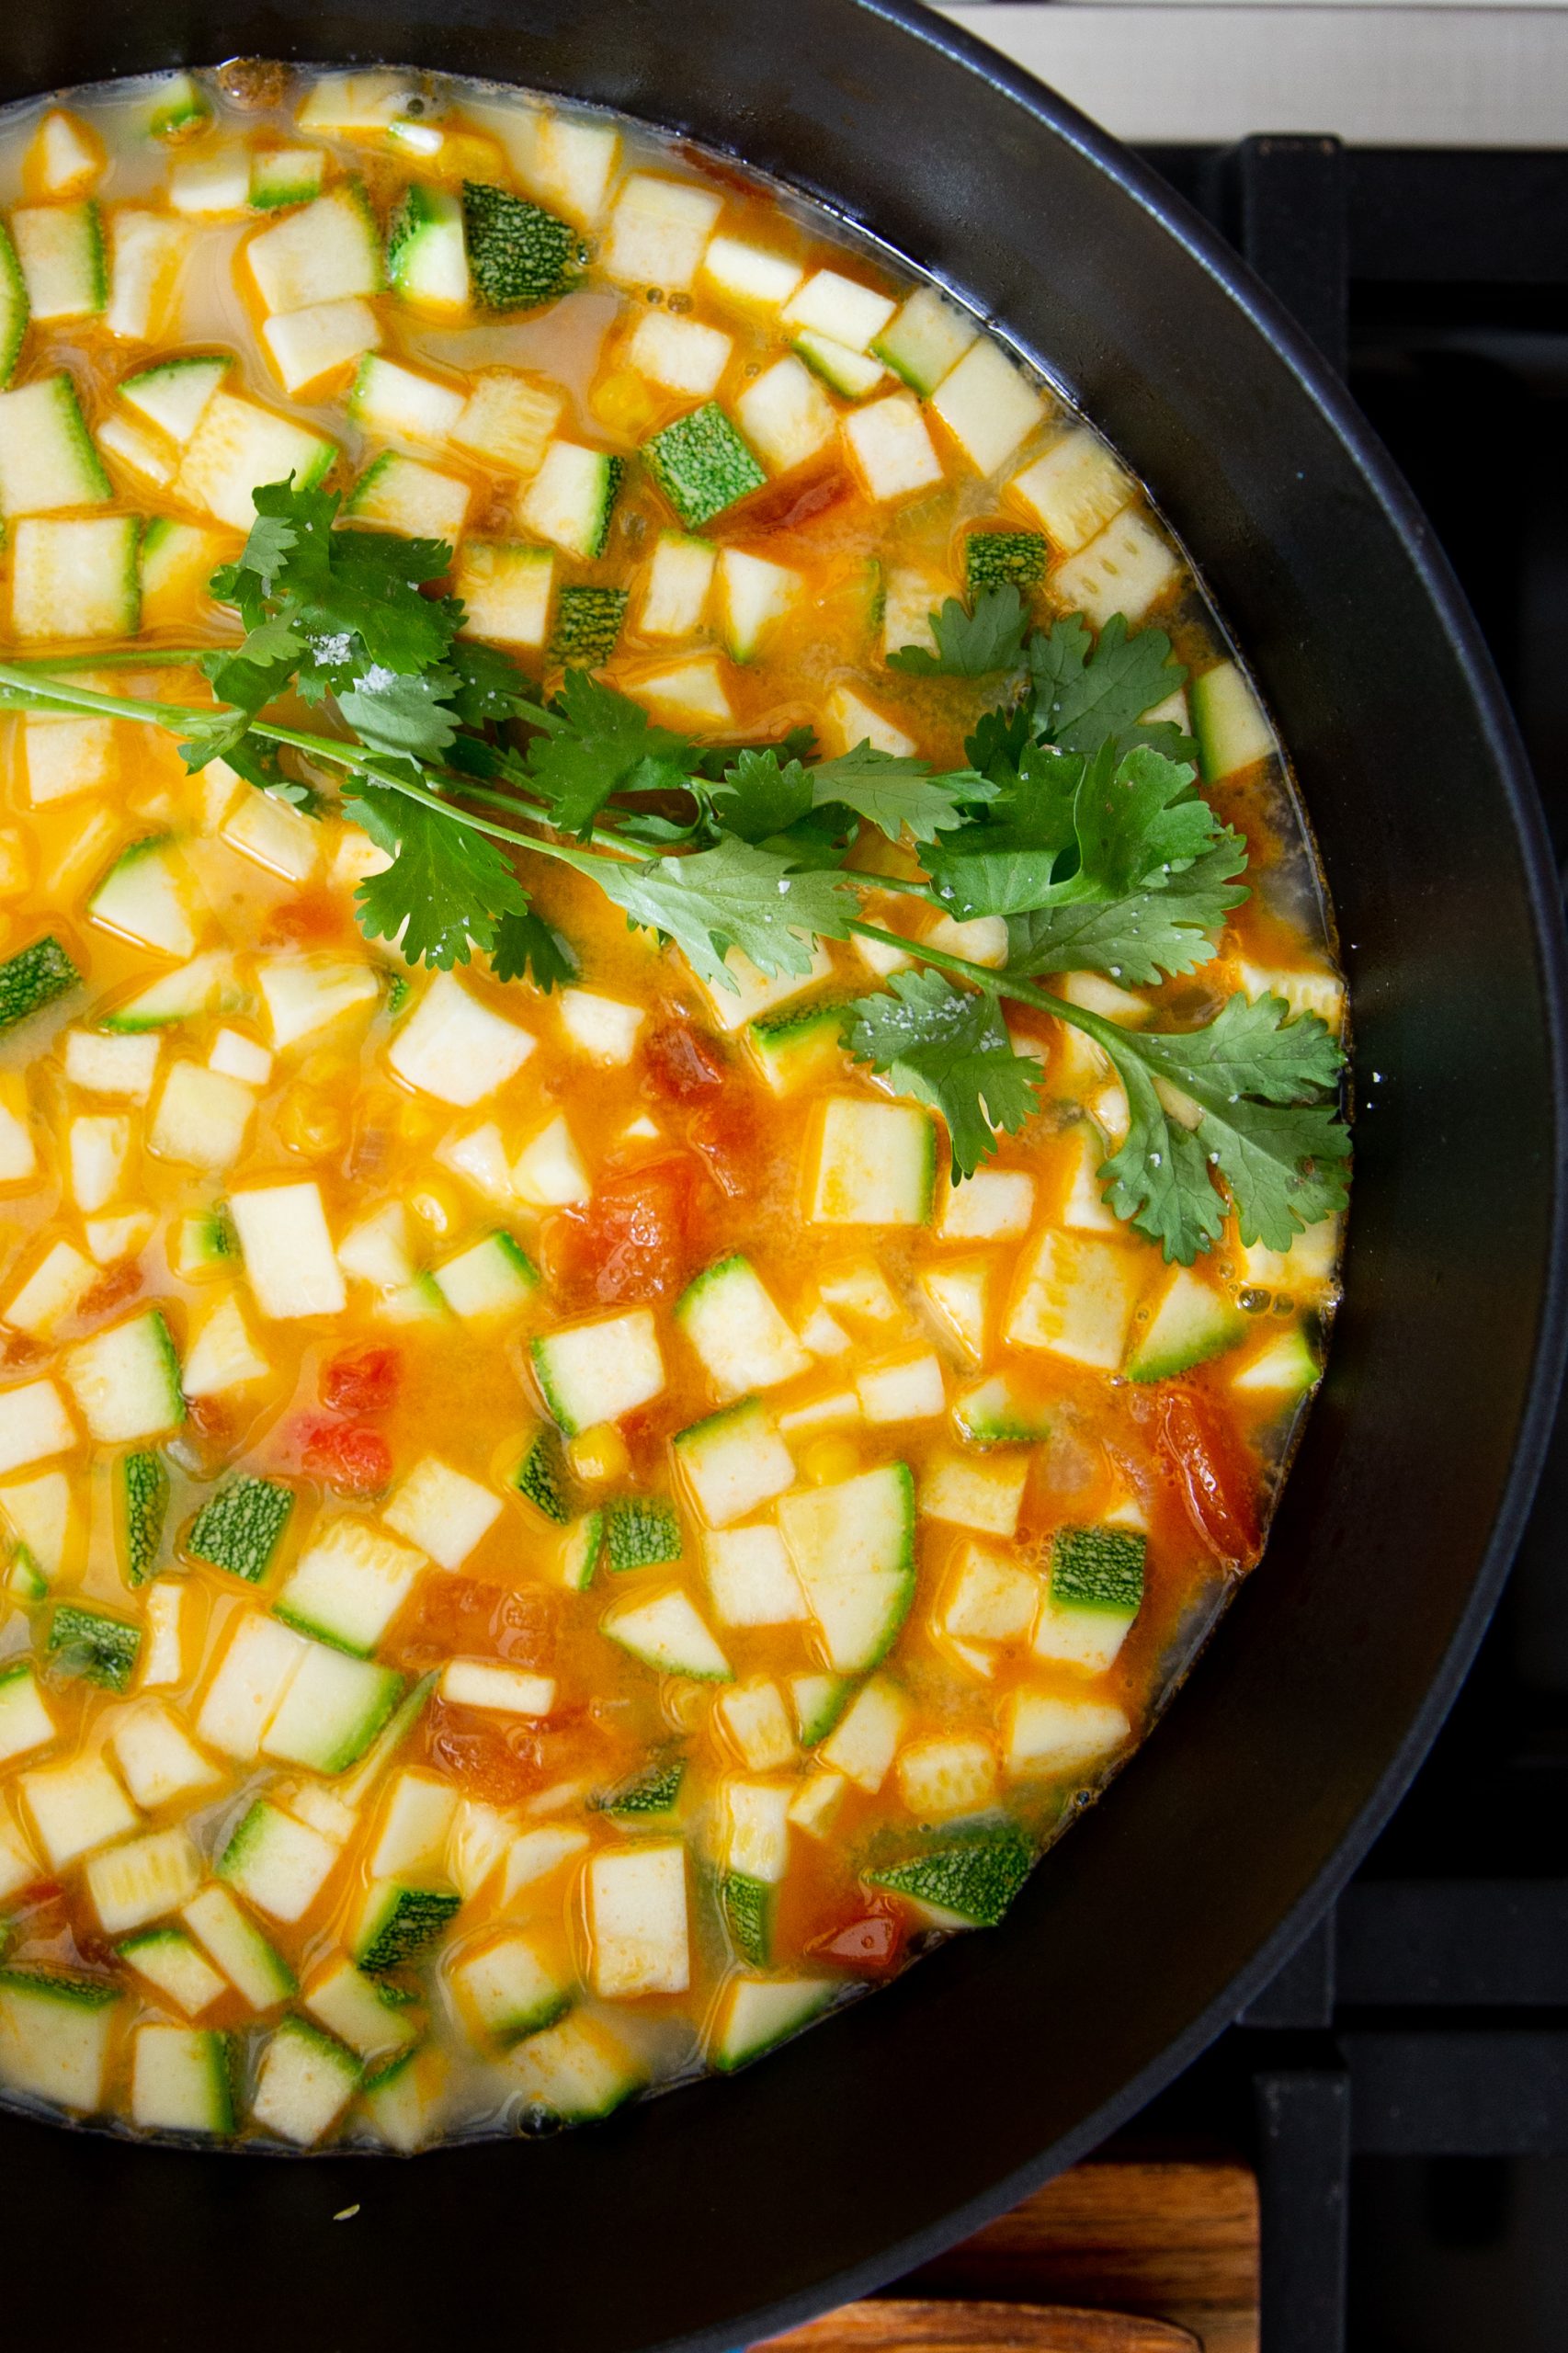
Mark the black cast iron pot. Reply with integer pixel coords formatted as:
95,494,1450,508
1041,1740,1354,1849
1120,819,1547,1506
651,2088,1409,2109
2,6,1563,2346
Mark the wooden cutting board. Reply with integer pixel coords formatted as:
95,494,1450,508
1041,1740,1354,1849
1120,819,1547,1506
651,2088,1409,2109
756,2297,1198,2351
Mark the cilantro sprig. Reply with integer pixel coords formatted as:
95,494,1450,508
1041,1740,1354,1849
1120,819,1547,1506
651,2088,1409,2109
0,481,1348,1264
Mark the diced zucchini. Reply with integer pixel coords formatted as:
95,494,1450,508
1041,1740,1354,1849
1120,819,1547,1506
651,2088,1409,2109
746,1001,845,1097
229,1180,347,1320
639,529,715,639
777,1461,915,1676
0,1967,119,2110
100,950,232,1034
181,1883,295,2009
118,1926,226,2018
0,1379,76,1478
602,172,720,292
643,402,766,529
1006,1230,1146,1370
304,1958,418,2062
790,1671,850,1745
149,1059,256,1170
511,1427,571,1526
587,1840,688,1995
599,1756,685,1820
870,1821,1033,1927
345,449,469,541
721,1870,772,1966
21,710,115,809
605,1494,683,1573
440,1658,554,1715
119,352,228,443
62,1308,183,1444
509,2010,642,2122
818,1677,907,1792
108,1703,221,1810
4,1237,95,1336
218,1799,340,1924
793,328,883,399
556,1509,604,1593
194,1613,309,1760
557,989,642,1066
181,1293,270,1399
703,1524,807,1629
701,233,801,313
104,210,190,342
383,1455,501,1569
245,184,381,313
262,296,381,396
1125,1266,1248,1381
353,1880,460,1974
0,372,110,517
601,1585,732,1682
735,354,837,474
1192,658,1275,781
452,538,556,649
432,1230,539,1324
858,1349,946,1425
347,355,463,451
1033,1523,1146,1674
627,306,732,400
0,1661,58,1766
872,284,977,395
1232,1324,1321,1396
1004,1688,1131,1779
843,392,944,503
85,1824,200,1934
0,217,28,384
275,1515,423,1654
387,182,470,309
262,1643,404,1775
674,1397,795,1531
0,935,79,1032
131,2022,233,2135
461,179,585,311
11,513,140,641
550,583,628,665
173,392,335,533
783,266,895,355
710,1973,835,2072
145,71,210,139
184,1477,292,1587
1009,426,1133,555
47,1599,141,1692
1053,510,1180,629
451,367,562,473
20,1751,139,1868
250,146,325,210
387,971,537,1107
966,529,1047,596
532,1306,665,1438
518,438,623,561
952,1371,1051,1447
452,1931,570,2047
808,1097,936,1226
251,2017,359,2146
12,200,105,323
676,1255,812,1404
88,835,194,961
716,545,801,660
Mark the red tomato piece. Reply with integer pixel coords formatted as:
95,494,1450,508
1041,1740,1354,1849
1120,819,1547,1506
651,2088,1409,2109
1159,1386,1263,1569
320,1345,401,1418
687,1098,758,1199
643,1021,725,1103
301,1418,392,1498
556,1155,698,1303
424,1713,546,1805
808,1904,905,1974
260,888,347,947
76,1262,142,1320
734,467,851,537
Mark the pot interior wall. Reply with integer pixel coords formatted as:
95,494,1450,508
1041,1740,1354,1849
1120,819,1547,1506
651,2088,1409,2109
0,7,1562,2350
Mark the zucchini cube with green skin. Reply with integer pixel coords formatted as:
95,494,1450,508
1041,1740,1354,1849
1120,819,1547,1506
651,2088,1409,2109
361,2043,445,2152
0,372,110,517
599,1756,685,1819
431,1231,539,1324
1232,1324,1321,1398
0,219,28,389
1035,1523,1145,1675
0,1661,58,1765
747,1001,846,1097
186,1476,294,1583
790,1672,850,1746
461,180,585,312
62,1308,184,1444
116,1449,169,1586
869,1821,1033,1927
218,1801,340,1925
808,1098,937,1227
870,284,978,396
0,1967,120,2111
710,1973,836,2073
262,1645,404,1776
676,1254,812,1403
952,1373,1051,1448
1125,1267,1249,1382
250,147,324,211
47,1601,141,1692
509,2011,642,2123
532,1306,666,1437
119,353,229,443
251,2018,360,2147
118,1927,227,2018
721,1871,772,1967
12,200,105,324
965,530,1047,596
304,1958,419,2063
130,2023,233,2136
386,182,469,309
12,513,140,642
520,441,624,561
353,1881,461,1975
0,936,80,1033
601,1586,732,1682
557,1508,604,1592
674,1397,796,1530
451,1931,570,2048
606,1494,683,1573
512,1427,571,1526
778,1462,916,1676
1191,659,1274,783
273,1517,424,1656
550,583,628,665
642,401,767,529
181,1884,296,2011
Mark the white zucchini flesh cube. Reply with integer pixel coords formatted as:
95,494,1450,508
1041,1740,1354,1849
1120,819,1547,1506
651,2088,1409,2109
335,1202,416,1294
675,1398,796,1529
229,1181,347,1320
677,1256,812,1402
842,392,944,503
533,1307,666,1437
68,1114,130,1212
783,268,896,353
195,1614,312,1761
716,546,801,660
220,791,320,888
819,1677,909,1793
558,988,644,1066
11,514,139,642
303,1959,416,2063
710,1973,835,2071
735,354,838,474
1053,510,1180,629
825,684,916,758
500,1824,590,1904
506,2010,640,2119
1032,1593,1137,1674
245,188,382,313
1009,426,1134,554
896,1733,999,1821
1193,659,1276,782
717,1689,797,1780
208,1029,271,1085
588,1842,690,1995
1006,1230,1149,1370
631,654,733,731
351,354,465,446
181,1292,270,1398
454,541,555,648
920,1450,1028,1540
446,1797,517,1901
603,174,722,291
0,1078,36,1184
435,1124,514,1208
1233,1217,1341,1300
168,145,251,214
131,2023,232,2134
256,954,378,1051
880,566,948,662
1232,1327,1321,1397
872,285,979,396
0,1380,77,1475
941,1542,1040,1647
12,204,101,324
97,410,174,486
21,1751,140,1869
923,910,1009,968
383,1455,502,1570
371,1771,459,1879
451,369,562,474
432,1232,537,1323
173,392,335,533
858,1350,948,1424
119,1929,225,2018
296,70,418,134
221,1802,340,1923
0,1664,59,1767
138,1582,188,1688
348,451,470,541
1235,957,1346,1030
85,1824,201,1934
261,1646,401,1775
108,1704,223,1811
89,837,196,961
390,971,536,1108
628,308,733,397
5,1238,97,1336
504,106,621,225
778,1463,916,1677
809,1097,936,1226
639,531,715,638
251,2019,359,2145
601,1586,732,1683
180,1884,291,2012
275,1516,426,1654
31,109,102,198
0,1975,119,2111
1004,1690,1131,1779
85,1211,155,1266
24,713,115,806
440,1659,556,1716
703,1525,807,1627
0,1471,72,1579
451,1931,567,2048
929,336,1049,476
697,943,835,1037
701,235,802,313
105,210,191,342
512,1114,591,1209
919,1264,989,1364
62,1309,182,1442
148,1060,255,1171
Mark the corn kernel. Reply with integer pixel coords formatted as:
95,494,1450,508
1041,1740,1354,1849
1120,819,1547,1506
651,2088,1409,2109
409,1183,458,1237
278,1090,347,1157
0,830,34,898
803,1437,860,1486
569,1424,631,1484
591,368,663,439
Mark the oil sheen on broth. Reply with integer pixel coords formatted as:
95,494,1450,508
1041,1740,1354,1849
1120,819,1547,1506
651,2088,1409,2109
0,63,1345,2150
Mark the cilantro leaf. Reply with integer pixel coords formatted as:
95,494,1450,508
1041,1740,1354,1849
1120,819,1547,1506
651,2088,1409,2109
846,969,1043,1179
1030,612,1192,758
710,747,814,843
1003,835,1248,983
714,742,988,850
490,907,579,992
1070,741,1220,895
348,787,528,971
524,669,702,836
588,837,857,990
336,667,460,763
446,641,546,729
887,584,1030,678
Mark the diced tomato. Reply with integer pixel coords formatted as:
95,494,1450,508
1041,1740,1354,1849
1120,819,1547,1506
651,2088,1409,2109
687,1097,759,1199
733,467,851,537
1159,1385,1263,1569
301,1417,392,1497
549,1154,698,1304
75,1262,142,1320
320,1345,401,1418
403,1574,553,1669
260,887,347,947
424,1711,546,1805
643,1021,725,1103
807,1903,905,1975
187,1396,233,1445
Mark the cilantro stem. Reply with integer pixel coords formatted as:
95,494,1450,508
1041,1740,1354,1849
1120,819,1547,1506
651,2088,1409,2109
847,916,1116,1047
0,665,214,731
0,647,222,672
